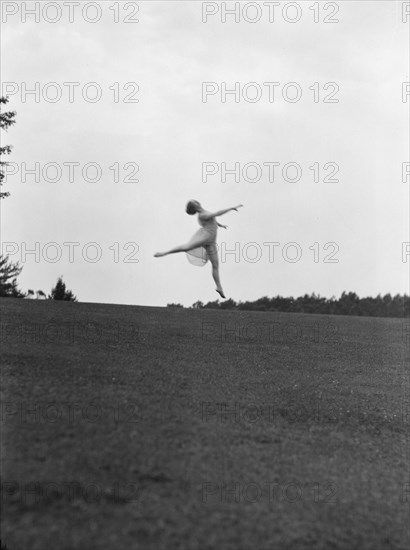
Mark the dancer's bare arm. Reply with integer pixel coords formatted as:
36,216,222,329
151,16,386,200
201,205,243,221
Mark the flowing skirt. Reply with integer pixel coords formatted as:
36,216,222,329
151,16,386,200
185,227,217,267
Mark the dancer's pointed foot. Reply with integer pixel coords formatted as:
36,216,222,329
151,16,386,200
154,252,166,258
216,288,226,299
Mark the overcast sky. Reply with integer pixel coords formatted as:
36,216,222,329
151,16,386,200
1,1,409,307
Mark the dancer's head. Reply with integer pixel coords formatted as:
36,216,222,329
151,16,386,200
186,200,201,215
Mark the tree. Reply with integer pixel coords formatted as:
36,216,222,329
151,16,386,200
0,255,25,297
220,298,237,310
0,96,24,298
203,300,220,309
49,276,78,302
0,96,17,199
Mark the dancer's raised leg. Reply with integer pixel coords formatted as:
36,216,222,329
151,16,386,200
154,244,186,257
154,235,208,258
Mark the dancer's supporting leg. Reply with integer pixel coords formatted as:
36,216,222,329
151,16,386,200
206,244,225,299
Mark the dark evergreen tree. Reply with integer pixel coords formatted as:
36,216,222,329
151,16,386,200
0,256,25,297
49,276,78,302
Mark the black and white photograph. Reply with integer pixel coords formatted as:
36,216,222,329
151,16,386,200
1,1,409,548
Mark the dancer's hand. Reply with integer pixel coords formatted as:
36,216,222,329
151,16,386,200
219,224,228,229
232,204,243,212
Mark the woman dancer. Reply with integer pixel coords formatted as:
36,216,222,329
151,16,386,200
154,200,243,299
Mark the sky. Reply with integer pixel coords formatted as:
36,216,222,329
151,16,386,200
1,0,409,307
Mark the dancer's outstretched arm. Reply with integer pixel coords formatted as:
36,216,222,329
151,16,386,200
201,204,243,221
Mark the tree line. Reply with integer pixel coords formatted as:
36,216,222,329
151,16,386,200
167,291,410,318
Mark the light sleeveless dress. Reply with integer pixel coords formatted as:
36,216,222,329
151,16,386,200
186,213,218,267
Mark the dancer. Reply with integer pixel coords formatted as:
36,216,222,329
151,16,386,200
154,200,243,299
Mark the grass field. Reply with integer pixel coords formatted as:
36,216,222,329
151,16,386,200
1,298,409,550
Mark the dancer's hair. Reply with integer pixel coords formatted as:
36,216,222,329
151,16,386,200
186,200,199,215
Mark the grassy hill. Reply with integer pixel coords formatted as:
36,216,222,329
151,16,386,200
1,298,409,550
